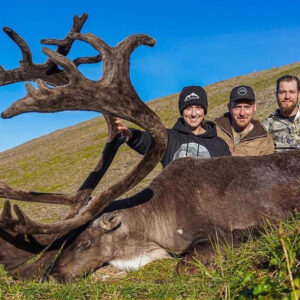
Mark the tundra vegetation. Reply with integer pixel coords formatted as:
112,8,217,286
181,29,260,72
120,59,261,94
0,14,299,299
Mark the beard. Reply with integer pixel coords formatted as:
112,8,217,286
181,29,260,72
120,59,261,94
278,101,297,117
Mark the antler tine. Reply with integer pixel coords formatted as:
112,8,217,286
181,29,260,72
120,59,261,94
2,200,12,221
114,34,155,82
0,181,76,206
73,54,102,66
41,13,88,56
3,27,32,67
0,13,100,87
116,34,156,55
42,48,83,81
0,200,15,229
0,201,45,234
0,200,19,232
69,33,110,59
41,13,102,69
1,49,84,118
70,32,155,82
68,113,127,215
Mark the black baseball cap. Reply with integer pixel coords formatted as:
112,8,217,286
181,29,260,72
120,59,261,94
230,85,255,102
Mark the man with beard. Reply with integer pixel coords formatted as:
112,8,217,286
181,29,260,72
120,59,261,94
214,85,274,156
263,75,300,152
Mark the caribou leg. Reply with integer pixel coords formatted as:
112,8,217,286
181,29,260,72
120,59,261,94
175,242,216,274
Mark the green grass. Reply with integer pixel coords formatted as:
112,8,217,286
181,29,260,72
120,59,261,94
0,215,298,299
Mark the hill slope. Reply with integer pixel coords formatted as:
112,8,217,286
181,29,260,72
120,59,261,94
0,61,300,222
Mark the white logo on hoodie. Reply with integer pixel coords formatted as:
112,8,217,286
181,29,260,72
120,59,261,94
173,143,211,160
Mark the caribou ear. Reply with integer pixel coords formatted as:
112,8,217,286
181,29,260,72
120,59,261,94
95,211,122,231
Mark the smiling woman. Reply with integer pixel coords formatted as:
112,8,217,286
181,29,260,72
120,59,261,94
179,86,207,135
182,105,206,134
113,85,231,168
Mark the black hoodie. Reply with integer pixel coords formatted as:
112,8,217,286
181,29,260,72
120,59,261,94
127,118,231,168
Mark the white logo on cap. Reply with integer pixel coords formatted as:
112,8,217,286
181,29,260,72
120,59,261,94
238,87,247,96
184,93,200,102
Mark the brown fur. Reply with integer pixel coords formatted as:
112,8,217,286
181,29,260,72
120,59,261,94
51,152,299,281
0,149,299,282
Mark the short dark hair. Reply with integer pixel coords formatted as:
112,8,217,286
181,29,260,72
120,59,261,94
276,75,300,92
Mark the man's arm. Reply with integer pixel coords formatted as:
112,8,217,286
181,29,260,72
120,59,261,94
220,141,232,156
261,118,275,154
259,134,275,155
262,118,271,133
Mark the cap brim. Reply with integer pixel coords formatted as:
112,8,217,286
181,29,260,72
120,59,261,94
230,97,255,102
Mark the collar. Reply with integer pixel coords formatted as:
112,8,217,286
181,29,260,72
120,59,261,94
272,106,300,122
215,112,268,141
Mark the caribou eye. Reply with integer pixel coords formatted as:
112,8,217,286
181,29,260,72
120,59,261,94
76,240,92,251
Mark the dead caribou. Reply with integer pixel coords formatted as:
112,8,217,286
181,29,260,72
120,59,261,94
0,14,299,282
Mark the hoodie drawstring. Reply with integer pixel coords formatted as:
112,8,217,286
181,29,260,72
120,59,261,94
186,132,190,157
186,132,200,158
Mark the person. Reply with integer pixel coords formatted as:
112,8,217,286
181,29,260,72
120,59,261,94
214,85,274,156
114,85,231,168
263,75,300,152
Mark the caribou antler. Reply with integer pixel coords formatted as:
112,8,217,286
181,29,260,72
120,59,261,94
0,13,101,87
0,20,167,235
0,114,124,209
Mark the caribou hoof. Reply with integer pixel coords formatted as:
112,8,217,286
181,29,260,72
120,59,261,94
175,258,201,275
175,245,216,275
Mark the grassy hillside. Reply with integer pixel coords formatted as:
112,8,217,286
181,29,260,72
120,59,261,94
0,62,299,299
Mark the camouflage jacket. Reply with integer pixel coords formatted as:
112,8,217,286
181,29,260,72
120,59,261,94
263,107,300,152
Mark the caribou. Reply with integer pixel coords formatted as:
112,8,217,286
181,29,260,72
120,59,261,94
0,14,299,282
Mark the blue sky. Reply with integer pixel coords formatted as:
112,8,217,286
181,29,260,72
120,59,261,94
0,0,300,152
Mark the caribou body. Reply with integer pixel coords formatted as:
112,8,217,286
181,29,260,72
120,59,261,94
53,152,300,281
0,14,299,282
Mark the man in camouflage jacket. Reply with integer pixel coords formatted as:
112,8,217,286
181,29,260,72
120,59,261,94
263,75,300,152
